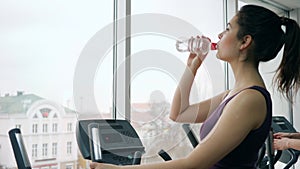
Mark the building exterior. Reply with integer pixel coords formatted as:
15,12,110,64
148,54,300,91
0,92,78,169
0,90,194,168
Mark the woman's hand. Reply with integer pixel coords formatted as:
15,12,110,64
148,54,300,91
186,36,209,71
186,52,207,72
273,132,292,139
90,162,119,169
273,137,290,150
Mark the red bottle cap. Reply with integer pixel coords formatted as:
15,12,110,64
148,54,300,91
211,43,217,50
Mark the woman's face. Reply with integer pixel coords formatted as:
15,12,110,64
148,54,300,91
216,15,242,62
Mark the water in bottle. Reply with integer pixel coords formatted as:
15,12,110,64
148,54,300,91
176,36,217,55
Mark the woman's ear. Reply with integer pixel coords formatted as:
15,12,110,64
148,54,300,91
240,35,252,50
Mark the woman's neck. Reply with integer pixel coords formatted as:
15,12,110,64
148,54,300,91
230,61,265,90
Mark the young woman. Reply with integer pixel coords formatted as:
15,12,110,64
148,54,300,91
90,4,300,169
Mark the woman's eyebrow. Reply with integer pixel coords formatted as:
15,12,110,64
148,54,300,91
227,23,232,28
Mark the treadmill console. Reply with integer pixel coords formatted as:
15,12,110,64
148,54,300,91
272,116,297,133
76,119,144,165
272,116,300,166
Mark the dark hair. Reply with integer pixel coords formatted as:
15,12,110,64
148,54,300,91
237,5,300,102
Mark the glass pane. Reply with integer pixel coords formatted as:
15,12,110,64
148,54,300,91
131,0,224,163
0,1,113,168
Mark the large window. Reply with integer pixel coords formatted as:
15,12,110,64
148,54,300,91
0,1,113,168
130,0,224,163
2,0,299,168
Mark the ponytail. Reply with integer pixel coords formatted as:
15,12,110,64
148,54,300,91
274,17,300,103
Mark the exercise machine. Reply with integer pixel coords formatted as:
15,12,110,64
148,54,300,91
8,119,144,168
161,122,294,169
76,119,145,165
158,124,198,161
9,116,298,168
271,116,300,169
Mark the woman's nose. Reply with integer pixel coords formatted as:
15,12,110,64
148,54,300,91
218,32,223,39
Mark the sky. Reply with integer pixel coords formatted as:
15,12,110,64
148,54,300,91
0,0,224,113
0,1,112,109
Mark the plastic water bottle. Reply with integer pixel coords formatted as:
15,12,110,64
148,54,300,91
176,36,217,55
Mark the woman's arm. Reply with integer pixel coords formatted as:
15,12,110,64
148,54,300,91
169,53,228,123
90,158,195,169
290,132,300,139
90,89,266,169
274,137,300,151
285,138,300,150
274,132,300,139
169,89,228,123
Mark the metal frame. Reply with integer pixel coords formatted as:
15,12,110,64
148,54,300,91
125,0,131,121
113,0,118,119
112,0,131,120
223,0,238,90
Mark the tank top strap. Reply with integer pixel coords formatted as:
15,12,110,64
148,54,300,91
246,86,272,112
246,86,271,102
223,86,271,106
230,86,270,99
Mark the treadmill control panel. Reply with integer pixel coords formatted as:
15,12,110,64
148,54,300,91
76,119,144,165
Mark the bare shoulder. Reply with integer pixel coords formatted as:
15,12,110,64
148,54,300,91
224,88,267,129
232,88,267,112
236,88,267,105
